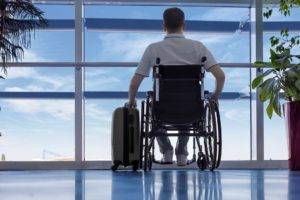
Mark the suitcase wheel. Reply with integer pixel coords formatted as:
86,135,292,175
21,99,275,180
111,161,121,171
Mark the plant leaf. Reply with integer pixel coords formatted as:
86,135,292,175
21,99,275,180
258,78,276,101
252,74,264,89
253,61,271,68
273,93,282,117
266,100,274,119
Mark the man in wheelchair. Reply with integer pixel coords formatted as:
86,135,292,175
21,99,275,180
127,7,225,167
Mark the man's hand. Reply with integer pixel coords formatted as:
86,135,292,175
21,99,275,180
125,99,137,108
208,64,225,107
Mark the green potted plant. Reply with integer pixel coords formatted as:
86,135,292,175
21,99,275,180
0,0,47,78
252,0,300,170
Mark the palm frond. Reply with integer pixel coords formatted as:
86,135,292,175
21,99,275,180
0,0,47,74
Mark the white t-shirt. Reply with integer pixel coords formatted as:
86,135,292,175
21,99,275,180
135,33,218,77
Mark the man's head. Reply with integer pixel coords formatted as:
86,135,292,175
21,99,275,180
163,7,185,34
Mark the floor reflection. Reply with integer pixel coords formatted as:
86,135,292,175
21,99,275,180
1,170,300,200
140,171,222,200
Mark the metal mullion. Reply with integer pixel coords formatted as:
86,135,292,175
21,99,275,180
0,91,250,100
33,0,252,7
5,62,253,68
250,0,264,161
75,0,85,162
0,160,288,170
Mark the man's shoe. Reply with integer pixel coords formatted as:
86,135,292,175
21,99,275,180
176,154,188,166
161,150,174,164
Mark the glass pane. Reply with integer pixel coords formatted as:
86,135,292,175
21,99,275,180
263,6,300,21
85,67,151,91
218,99,251,160
86,67,250,97
84,99,250,161
0,100,74,161
264,106,288,160
85,32,249,63
1,67,74,92
85,99,125,160
205,67,250,94
21,31,75,62
85,32,163,62
37,5,74,19
187,33,250,63
85,6,249,21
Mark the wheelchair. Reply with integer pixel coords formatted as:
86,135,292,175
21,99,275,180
139,58,222,171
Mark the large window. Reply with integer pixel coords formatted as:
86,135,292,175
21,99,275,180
0,99,74,161
84,5,251,161
0,5,75,161
0,1,298,164
262,6,300,160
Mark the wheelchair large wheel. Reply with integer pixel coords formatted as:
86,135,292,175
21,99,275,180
213,103,222,168
204,100,222,170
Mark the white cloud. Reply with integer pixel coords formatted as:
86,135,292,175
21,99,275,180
85,103,111,122
198,8,249,22
98,33,163,61
224,108,249,121
239,86,251,98
4,67,37,79
2,99,112,124
3,99,74,121
85,69,121,90
23,50,47,62
188,33,232,45
96,32,237,65
4,87,26,92
4,67,74,91
1,50,73,91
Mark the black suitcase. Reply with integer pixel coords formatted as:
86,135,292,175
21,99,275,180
111,107,140,171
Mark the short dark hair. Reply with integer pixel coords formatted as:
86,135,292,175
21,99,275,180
163,7,185,32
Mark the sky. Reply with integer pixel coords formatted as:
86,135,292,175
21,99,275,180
0,4,299,161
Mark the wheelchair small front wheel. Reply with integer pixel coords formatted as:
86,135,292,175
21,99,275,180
143,152,152,171
197,153,207,171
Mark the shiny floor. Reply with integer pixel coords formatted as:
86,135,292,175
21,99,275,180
0,170,299,200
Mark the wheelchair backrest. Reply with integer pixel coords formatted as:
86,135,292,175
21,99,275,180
152,64,205,125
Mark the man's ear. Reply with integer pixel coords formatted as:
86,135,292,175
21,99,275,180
163,22,167,32
182,22,186,31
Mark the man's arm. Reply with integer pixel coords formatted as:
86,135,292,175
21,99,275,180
208,64,225,101
128,74,145,107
